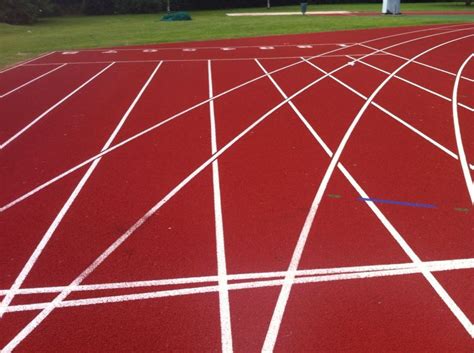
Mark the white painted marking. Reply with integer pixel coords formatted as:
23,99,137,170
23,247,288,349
0,64,67,98
339,44,347,47
0,63,115,150
3,258,473,313
18,53,392,66
183,48,196,52
102,50,117,54
221,48,236,51
208,60,233,353
297,45,313,49
359,43,474,83
1,258,471,297
259,46,274,50
348,61,355,66
306,57,474,171
143,49,158,53
62,51,78,55
0,62,163,319
227,11,352,16
452,54,474,204
1,25,470,211
262,33,474,351
0,52,56,75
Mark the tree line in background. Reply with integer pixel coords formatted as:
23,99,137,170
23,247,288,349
0,0,470,25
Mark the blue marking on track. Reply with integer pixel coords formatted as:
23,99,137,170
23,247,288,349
357,197,438,209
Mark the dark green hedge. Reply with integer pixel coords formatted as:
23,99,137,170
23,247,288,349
0,0,54,24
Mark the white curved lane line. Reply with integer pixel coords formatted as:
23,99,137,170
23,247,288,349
261,33,474,352
307,56,474,171
452,54,474,204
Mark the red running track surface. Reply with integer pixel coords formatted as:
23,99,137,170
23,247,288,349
0,24,473,352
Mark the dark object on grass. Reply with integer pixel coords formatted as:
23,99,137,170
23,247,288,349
300,2,308,15
161,11,191,21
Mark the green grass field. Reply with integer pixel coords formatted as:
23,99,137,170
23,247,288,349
0,2,472,68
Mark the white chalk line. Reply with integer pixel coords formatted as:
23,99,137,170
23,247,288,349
19,53,392,66
0,64,67,99
0,63,115,150
2,258,473,314
452,54,474,205
208,60,233,353
261,32,474,351
55,42,354,53
0,62,164,319
1,24,470,213
1,258,471,297
5,26,465,352
346,54,474,112
310,56,474,171
359,43,474,83
0,52,56,75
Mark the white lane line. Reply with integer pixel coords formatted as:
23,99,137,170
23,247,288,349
0,63,115,150
346,54,474,111
452,54,474,204
359,43,474,83
261,33,474,351
2,26,470,213
0,52,56,75
306,57,474,171
0,62,163,319
0,64,67,98
54,42,354,53
1,258,472,297
17,53,393,66
208,60,233,353
4,259,474,313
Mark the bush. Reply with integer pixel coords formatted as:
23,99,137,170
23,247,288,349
0,0,53,24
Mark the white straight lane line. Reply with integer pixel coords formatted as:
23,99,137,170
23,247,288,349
0,52,56,75
261,33,474,352
0,64,67,98
3,26,472,352
452,54,474,204
359,43,474,83
305,57,474,171
17,53,392,65
1,24,471,212
0,63,115,150
1,257,472,297
208,60,233,353
4,259,474,314
0,62,163,319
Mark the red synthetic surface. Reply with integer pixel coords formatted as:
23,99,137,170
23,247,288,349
0,24,473,352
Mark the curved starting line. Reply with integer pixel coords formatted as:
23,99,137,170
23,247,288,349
261,33,474,352
452,53,474,204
